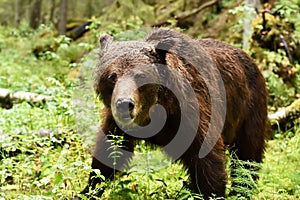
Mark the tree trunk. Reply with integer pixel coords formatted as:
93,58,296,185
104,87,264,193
49,0,56,24
85,0,94,18
58,0,68,35
269,98,300,129
14,0,20,27
243,0,260,51
29,0,42,29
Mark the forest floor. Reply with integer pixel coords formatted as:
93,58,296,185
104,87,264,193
0,23,299,200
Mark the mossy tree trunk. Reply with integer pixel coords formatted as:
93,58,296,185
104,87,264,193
29,0,42,29
14,0,20,27
58,0,67,35
49,0,56,25
243,0,260,51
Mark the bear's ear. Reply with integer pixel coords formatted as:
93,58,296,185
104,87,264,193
99,34,113,50
154,38,175,62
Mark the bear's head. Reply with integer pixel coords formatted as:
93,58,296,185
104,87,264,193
94,33,172,131
94,29,210,137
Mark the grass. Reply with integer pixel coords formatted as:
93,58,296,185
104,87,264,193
0,25,300,199
255,127,300,199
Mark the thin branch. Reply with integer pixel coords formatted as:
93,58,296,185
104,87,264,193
175,0,219,20
154,0,219,27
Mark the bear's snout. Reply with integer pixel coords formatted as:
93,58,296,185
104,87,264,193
115,98,135,121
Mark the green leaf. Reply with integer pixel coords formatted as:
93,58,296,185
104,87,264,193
54,172,63,185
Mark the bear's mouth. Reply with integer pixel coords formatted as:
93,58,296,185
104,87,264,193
116,113,133,123
114,115,137,133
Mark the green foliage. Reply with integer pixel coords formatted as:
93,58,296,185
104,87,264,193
263,69,296,108
0,24,87,199
259,49,299,108
0,0,300,199
101,148,195,200
249,0,300,109
255,124,300,199
228,158,260,199
274,0,300,42
107,134,125,169
0,129,91,199
102,0,155,25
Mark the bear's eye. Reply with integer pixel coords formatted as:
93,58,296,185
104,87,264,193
108,72,117,83
134,73,146,80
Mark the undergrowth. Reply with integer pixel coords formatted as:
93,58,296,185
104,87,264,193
0,12,300,200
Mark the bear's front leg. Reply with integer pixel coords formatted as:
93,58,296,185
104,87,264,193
78,123,134,199
181,140,227,199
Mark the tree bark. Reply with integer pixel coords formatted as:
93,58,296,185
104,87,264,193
243,0,260,51
14,0,20,27
85,0,94,18
49,0,56,24
269,98,300,129
29,0,43,29
58,0,68,35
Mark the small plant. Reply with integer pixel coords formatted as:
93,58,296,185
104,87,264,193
106,132,126,195
107,133,125,172
0,1,299,199
226,151,261,200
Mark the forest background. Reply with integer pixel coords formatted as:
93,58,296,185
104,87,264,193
0,0,299,199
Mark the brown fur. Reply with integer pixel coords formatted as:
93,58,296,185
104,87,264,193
78,28,268,199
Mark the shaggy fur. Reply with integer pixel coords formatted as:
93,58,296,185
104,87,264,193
78,28,268,199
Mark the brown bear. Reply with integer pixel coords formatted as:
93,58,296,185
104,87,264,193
77,28,268,199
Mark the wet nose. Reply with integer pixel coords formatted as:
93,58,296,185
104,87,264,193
116,98,135,114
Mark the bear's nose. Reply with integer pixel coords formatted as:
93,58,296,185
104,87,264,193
116,98,135,115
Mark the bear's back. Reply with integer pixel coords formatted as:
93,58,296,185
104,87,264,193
198,39,268,145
